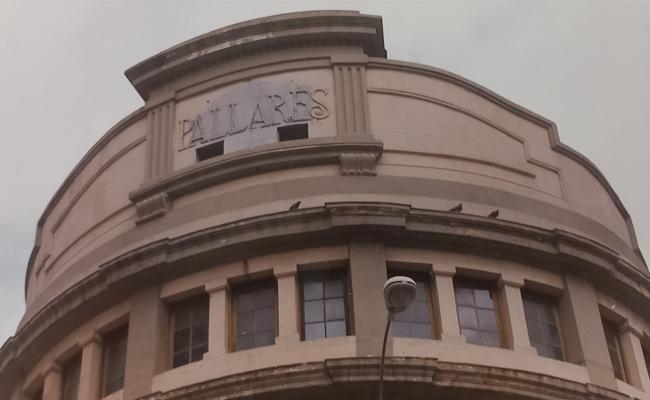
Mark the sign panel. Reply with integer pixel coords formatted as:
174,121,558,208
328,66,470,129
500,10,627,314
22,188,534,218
178,81,330,154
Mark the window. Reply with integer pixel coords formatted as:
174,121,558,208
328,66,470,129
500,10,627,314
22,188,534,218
33,388,43,400
522,291,563,360
101,326,128,397
277,123,308,142
171,295,209,368
62,353,81,400
232,279,276,351
196,140,224,161
300,269,350,340
454,278,501,347
602,320,626,381
389,272,433,339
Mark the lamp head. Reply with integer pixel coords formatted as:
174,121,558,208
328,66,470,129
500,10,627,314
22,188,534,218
383,276,417,316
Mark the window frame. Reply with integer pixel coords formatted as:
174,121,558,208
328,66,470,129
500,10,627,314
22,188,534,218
169,294,210,369
299,268,352,341
453,277,504,348
61,353,82,400
100,325,128,397
229,278,278,352
387,269,435,339
602,319,627,382
521,290,565,360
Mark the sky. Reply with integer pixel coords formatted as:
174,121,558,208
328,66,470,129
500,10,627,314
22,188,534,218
0,1,649,345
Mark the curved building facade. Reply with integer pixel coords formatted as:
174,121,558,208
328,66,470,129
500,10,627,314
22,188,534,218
1,10,650,400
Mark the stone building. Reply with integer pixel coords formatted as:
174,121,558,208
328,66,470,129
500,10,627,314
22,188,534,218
1,10,649,400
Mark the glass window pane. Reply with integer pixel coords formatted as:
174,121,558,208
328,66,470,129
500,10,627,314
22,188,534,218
102,327,128,397
543,322,561,345
190,344,208,362
256,287,275,308
458,306,478,330
408,301,429,323
174,306,191,329
193,301,209,323
474,288,493,309
173,328,190,352
236,333,254,351
414,280,428,301
303,281,323,300
305,322,326,340
527,319,543,343
325,298,345,320
411,323,432,339
255,306,275,331
324,278,344,298
173,351,189,368
477,309,498,333
480,332,501,348
192,321,209,347
455,287,474,306
304,300,324,323
255,330,275,347
237,311,255,335
237,291,256,312
325,320,346,337
392,321,411,337
461,328,480,345
522,298,538,320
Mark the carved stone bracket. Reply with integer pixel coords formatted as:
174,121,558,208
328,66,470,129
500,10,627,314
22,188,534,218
339,152,379,176
135,193,171,225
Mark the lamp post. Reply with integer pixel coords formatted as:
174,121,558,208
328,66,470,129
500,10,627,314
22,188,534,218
379,276,417,400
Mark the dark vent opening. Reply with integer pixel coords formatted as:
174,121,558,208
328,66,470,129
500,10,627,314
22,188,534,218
196,141,224,161
278,124,308,142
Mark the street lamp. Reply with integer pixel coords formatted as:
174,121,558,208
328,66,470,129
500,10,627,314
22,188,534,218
379,276,417,400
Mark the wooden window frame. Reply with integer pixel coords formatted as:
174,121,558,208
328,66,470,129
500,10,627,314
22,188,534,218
299,268,352,341
453,276,504,348
100,325,128,397
521,290,565,360
229,278,278,352
602,319,627,382
169,294,209,369
387,269,435,339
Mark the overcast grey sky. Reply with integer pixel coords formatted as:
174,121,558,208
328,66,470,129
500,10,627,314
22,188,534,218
1,1,648,345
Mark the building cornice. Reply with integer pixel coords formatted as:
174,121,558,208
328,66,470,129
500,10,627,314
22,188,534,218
125,11,387,100
3,203,649,382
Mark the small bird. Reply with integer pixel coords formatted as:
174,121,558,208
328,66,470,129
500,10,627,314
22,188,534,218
488,209,499,218
289,201,301,210
448,203,463,213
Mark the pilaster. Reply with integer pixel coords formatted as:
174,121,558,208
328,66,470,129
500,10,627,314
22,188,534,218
619,323,650,391
498,277,536,355
123,285,168,400
145,100,175,181
431,267,465,343
558,274,617,389
349,241,388,356
78,333,103,400
42,363,62,400
205,278,229,357
274,265,300,344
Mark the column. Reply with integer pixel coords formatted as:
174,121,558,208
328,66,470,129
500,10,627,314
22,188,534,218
123,285,169,400
498,277,536,354
77,333,103,400
431,268,464,343
558,274,617,389
42,363,62,400
619,323,650,392
349,241,388,357
274,265,300,344
205,278,228,356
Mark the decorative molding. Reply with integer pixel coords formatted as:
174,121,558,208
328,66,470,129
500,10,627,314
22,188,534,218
129,137,384,205
134,193,171,225
333,63,371,136
5,202,650,383
145,101,175,180
138,357,630,400
339,152,379,176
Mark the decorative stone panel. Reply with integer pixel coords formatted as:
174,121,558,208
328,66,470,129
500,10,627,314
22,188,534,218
134,192,171,225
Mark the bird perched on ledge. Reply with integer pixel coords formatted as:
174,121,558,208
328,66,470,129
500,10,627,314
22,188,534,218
448,203,463,213
488,209,499,218
289,201,301,210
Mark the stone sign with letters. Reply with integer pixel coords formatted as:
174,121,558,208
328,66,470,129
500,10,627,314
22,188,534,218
178,81,330,154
